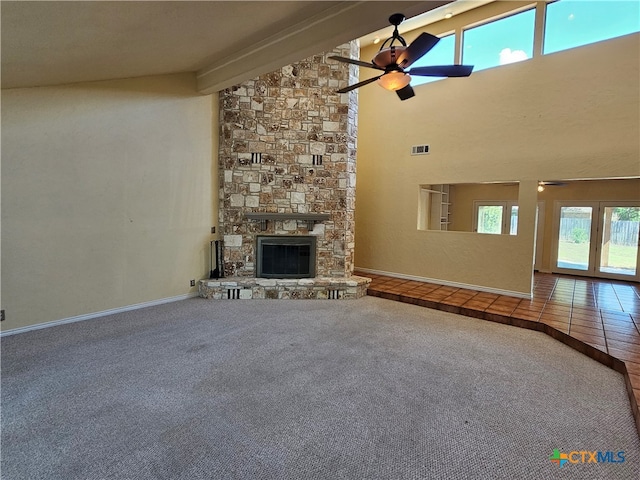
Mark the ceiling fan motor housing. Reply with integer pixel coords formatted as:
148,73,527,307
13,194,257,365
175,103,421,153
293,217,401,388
373,46,407,69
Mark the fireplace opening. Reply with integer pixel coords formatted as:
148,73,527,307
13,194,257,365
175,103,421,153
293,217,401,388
256,235,316,278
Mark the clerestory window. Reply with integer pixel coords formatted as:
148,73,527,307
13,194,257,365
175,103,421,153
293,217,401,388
544,0,640,55
462,8,536,72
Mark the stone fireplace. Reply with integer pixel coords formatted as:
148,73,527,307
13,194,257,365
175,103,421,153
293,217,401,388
199,41,370,300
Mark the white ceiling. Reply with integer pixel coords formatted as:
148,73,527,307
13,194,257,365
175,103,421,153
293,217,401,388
1,0,453,93
359,0,494,46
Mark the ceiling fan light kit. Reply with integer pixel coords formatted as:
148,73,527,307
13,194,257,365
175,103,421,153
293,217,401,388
329,13,474,101
378,71,411,91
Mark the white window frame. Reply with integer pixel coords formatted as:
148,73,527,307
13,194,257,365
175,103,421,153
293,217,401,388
473,201,519,235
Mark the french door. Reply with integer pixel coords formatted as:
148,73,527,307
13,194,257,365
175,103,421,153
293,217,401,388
552,201,640,281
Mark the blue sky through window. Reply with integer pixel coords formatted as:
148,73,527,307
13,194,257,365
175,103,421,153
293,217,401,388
406,0,639,86
462,8,536,72
544,0,640,54
410,34,455,86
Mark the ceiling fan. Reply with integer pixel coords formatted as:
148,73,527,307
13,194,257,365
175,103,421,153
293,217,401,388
329,13,473,100
538,181,568,192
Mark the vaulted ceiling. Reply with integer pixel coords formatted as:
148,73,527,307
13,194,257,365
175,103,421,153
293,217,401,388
1,1,452,93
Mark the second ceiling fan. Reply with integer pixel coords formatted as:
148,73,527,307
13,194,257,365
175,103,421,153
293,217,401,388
329,13,473,100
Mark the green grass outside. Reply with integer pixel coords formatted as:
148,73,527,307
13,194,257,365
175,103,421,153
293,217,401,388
558,241,638,269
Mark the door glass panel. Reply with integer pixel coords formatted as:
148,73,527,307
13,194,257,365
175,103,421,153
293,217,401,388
477,205,503,234
599,206,639,276
557,206,592,271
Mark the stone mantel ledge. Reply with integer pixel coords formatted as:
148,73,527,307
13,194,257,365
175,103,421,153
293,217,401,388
244,213,331,221
244,213,331,231
199,275,371,300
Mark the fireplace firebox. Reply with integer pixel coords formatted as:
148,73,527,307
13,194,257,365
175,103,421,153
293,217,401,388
256,236,316,278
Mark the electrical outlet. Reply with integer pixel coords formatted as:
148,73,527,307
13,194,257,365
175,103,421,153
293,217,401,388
1,310,5,322
190,279,196,287
211,226,216,234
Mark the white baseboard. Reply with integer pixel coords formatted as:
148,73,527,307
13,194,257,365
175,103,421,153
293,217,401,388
0,293,199,337
356,267,532,300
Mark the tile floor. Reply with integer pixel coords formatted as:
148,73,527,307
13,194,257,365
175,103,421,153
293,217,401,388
356,271,640,435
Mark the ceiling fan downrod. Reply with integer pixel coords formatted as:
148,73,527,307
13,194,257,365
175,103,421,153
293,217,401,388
379,13,407,50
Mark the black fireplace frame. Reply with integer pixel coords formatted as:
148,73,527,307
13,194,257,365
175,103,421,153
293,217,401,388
256,235,316,279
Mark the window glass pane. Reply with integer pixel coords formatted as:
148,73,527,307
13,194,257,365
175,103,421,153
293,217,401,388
463,8,535,72
411,35,455,86
544,0,640,55
510,206,519,235
477,205,504,234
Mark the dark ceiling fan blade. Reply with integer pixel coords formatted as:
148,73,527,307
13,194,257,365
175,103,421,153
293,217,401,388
407,65,474,77
395,84,415,101
328,56,385,71
396,32,440,68
540,181,568,186
336,75,382,93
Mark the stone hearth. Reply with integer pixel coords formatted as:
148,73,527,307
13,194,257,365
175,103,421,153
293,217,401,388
199,41,369,300
199,275,370,300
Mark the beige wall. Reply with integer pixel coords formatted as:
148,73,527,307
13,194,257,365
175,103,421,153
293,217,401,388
1,73,216,331
442,179,639,271
449,183,519,232
355,19,639,295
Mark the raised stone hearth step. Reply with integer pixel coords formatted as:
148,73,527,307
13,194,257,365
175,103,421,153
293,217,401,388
199,275,371,300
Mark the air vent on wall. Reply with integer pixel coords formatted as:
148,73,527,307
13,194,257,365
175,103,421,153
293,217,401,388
411,145,430,155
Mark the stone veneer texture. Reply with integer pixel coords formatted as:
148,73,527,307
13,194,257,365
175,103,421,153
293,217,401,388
219,42,359,278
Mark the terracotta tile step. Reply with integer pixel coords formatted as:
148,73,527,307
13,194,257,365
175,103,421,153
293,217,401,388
570,324,605,337
606,329,640,344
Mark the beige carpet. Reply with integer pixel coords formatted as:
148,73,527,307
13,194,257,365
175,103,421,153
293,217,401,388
2,296,638,479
